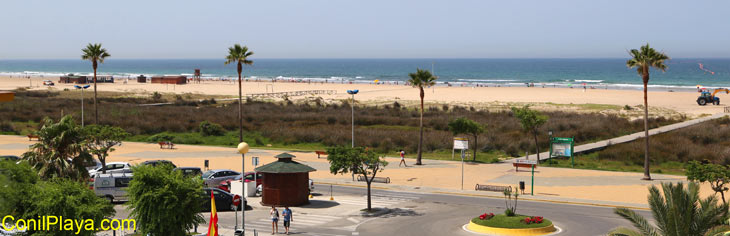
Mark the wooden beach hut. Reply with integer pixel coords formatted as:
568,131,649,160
58,75,115,84
137,75,147,83
255,153,317,206
150,76,187,84
0,91,14,102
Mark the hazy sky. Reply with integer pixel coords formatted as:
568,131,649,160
1,0,729,59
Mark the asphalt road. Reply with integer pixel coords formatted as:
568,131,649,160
111,184,652,236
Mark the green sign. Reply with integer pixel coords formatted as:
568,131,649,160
549,137,575,167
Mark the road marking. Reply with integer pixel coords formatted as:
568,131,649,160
347,217,360,223
352,232,359,235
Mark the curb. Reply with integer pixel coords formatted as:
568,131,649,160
466,221,557,236
360,208,392,217
317,181,650,211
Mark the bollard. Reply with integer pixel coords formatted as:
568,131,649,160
330,184,334,200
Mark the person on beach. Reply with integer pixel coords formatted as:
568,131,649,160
399,150,408,167
282,206,293,235
270,206,279,234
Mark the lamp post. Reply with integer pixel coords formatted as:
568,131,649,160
548,130,553,165
237,142,250,231
346,90,359,147
74,85,91,127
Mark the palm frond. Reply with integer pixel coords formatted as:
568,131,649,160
704,225,730,236
607,226,644,236
614,207,659,236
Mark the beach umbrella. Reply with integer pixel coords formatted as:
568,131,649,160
374,79,379,83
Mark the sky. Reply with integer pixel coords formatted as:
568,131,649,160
1,0,729,59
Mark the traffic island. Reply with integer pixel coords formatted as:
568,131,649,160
465,214,557,236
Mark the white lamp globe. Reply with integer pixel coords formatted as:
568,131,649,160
237,142,250,154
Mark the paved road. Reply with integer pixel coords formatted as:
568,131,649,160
108,184,651,236
513,112,728,162
325,185,650,236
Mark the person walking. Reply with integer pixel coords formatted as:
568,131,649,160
399,150,408,167
282,206,293,235
270,206,279,234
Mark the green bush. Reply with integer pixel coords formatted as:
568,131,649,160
127,164,204,236
146,133,175,143
199,121,225,136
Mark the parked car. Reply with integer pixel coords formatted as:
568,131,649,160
139,160,176,168
202,169,240,187
218,172,263,192
88,162,132,177
201,188,244,212
93,173,133,203
42,80,54,86
173,167,203,178
0,155,20,162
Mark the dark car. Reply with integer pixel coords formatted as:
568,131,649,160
202,169,240,187
139,160,177,168
0,155,20,162
173,167,203,178
201,188,244,212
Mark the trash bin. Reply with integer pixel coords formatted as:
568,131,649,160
519,181,525,193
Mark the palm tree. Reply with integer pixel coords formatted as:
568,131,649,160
626,44,669,180
81,43,111,124
408,68,437,165
22,116,93,181
607,182,730,236
224,44,254,142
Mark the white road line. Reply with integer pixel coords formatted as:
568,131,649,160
347,217,360,223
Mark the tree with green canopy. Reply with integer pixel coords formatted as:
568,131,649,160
511,105,548,161
224,44,254,143
81,43,110,124
127,164,205,236
607,182,730,236
22,116,93,181
0,160,39,218
686,161,730,204
327,146,388,211
447,117,485,161
626,43,670,180
407,68,437,165
83,125,129,174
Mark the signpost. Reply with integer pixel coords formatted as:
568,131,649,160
452,137,469,190
549,137,575,167
252,157,259,186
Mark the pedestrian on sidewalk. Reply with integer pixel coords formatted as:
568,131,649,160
399,149,408,167
270,206,279,234
282,206,293,235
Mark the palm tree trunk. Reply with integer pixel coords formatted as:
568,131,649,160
472,134,477,162
93,64,98,124
416,87,424,165
238,63,243,143
642,72,651,180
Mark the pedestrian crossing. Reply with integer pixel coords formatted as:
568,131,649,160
334,192,421,208
240,213,341,233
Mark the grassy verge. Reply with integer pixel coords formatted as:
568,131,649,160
471,214,552,229
543,152,686,176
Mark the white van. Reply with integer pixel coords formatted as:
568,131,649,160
93,173,133,203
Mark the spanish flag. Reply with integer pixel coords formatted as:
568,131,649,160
207,191,218,236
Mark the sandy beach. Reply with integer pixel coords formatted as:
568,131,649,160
0,76,724,117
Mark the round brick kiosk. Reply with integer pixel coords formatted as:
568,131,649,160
255,153,316,206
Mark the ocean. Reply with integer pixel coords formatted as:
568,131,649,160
1,58,728,90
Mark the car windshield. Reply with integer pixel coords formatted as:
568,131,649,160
202,170,215,179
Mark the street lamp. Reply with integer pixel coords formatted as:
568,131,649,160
74,85,91,127
237,142,250,231
346,90,359,147
547,130,553,165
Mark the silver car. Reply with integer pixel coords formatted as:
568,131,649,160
202,169,240,187
93,173,133,203
88,162,132,178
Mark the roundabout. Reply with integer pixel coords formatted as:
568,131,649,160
463,214,560,236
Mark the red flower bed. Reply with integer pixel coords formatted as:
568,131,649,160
478,212,496,220
521,216,544,224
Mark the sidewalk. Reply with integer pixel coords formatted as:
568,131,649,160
0,135,708,208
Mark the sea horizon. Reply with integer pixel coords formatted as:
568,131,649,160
1,58,728,90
